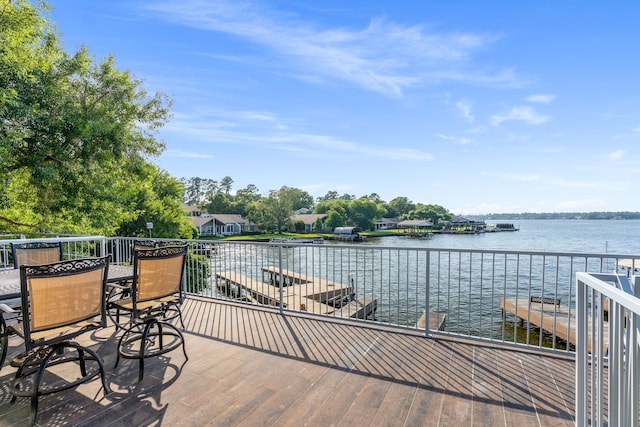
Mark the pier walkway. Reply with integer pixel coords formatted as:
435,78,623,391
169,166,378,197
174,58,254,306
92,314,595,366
0,297,576,426
500,296,609,353
216,269,378,319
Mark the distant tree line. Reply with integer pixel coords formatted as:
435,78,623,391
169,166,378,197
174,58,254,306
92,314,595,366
469,212,640,221
181,177,453,233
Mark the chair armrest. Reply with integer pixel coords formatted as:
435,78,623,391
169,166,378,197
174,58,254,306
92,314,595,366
108,282,131,291
0,303,19,323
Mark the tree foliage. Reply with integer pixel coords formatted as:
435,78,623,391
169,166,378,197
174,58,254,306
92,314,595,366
387,197,416,218
0,0,183,236
324,210,345,229
181,177,217,206
405,203,451,224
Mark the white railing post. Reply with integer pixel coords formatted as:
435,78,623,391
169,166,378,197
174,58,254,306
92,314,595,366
424,250,431,338
278,244,284,315
575,275,587,427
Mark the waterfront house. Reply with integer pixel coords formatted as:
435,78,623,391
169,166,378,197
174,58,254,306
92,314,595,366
289,213,328,233
190,214,258,236
374,217,400,230
191,215,216,236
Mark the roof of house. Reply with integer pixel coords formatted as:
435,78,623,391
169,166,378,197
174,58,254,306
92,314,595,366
183,203,201,215
212,214,252,225
450,215,484,224
191,214,256,227
375,217,400,224
190,216,215,227
397,219,434,227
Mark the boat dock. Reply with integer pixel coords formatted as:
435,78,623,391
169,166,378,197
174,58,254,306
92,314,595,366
415,311,447,331
216,269,374,319
262,266,314,286
618,258,640,276
500,296,608,353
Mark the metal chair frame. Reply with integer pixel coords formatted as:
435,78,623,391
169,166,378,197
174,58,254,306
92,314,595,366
6,256,111,425
11,241,63,269
112,244,188,381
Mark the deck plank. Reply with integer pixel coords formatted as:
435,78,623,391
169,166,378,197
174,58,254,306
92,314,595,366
0,297,576,426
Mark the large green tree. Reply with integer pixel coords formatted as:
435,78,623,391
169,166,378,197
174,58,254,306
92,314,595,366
407,203,452,224
350,197,386,230
245,186,308,233
387,197,416,218
117,165,196,238
324,210,345,229
181,177,217,206
1,0,174,235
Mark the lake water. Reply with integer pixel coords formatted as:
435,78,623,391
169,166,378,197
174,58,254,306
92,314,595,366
212,220,640,347
359,219,640,255
328,219,640,343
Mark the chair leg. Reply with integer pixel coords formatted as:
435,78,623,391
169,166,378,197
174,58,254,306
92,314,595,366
65,342,111,395
157,321,189,361
116,317,188,382
177,311,186,330
138,321,156,381
0,316,8,370
15,342,110,425
78,347,88,377
29,347,58,425
114,328,128,369
11,346,55,405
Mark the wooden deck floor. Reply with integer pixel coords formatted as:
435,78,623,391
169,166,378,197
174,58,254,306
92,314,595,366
0,297,576,426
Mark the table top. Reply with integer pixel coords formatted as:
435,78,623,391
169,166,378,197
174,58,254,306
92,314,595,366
0,264,133,298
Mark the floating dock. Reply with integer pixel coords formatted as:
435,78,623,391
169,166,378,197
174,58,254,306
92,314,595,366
500,297,608,353
216,269,373,319
415,311,447,331
618,258,640,277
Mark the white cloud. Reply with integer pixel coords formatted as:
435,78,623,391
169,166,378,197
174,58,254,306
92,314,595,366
165,109,434,161
143,0,519,97
526,93,555,104
456,99,474,123
491,106,550,126
438,133,471,145
609,149,625,160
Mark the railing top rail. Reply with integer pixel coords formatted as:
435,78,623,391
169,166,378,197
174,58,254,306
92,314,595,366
216,239,640,259
0,235,105,245
576,272,640,315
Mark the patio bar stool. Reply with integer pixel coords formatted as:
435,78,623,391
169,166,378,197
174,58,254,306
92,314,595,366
5,256,112,425
11,241,63,268
112,244,188,381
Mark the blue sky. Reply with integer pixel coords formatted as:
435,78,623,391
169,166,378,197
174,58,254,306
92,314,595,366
50,1,640,214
